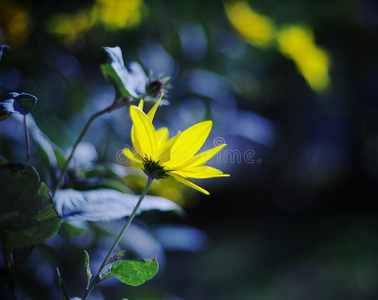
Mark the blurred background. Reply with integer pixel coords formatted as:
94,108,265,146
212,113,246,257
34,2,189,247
1,0,378,299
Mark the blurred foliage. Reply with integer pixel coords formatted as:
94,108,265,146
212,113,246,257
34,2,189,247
0,1,31,45
224,0,331,93
1,0,378,299
277,25,330,93
224,0,275,46
47,0,145,46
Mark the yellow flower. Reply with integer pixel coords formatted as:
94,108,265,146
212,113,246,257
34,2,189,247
122,97,229,195
277,25,331,93
224,0,275,47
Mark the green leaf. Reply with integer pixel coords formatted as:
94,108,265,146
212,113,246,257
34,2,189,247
0,93,37,120
101,46,147,98
101,63,130,98
54,147,67,171
56,267,71,300
0,163,61,247
106,250,126,265
61,221,87,236
0,112,11,121
84,250,92,288
102,258,159,286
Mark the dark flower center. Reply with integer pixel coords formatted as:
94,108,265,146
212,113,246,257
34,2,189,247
143,156,170,180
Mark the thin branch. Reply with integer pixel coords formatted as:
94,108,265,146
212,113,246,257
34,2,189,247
81,176,154,300
24,115,30,164
52,99,126,198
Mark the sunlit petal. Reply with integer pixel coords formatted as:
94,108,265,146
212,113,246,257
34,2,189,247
131,126,142,157
147,93,163,121
130,105,158,160
138,99,144,110
159,133,181,163
175,143,227,169
172,166,230,179
170,173,210,195
122,148,142,163
156,127,169,146
169,121,212,167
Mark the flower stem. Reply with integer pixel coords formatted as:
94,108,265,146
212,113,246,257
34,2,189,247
24,115,30,164
1,242,15,293
52,100,124,198
81,176,154,300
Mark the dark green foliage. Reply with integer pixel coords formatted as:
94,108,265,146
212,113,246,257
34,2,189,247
0,93,37,121
0,163,61,247
103,258,159,286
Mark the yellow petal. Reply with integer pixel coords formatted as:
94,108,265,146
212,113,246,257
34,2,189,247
176,143,227,169
130,102,145,157
156,127,169,146
138,99,144,110
147,93,163,121
122,148,142,164
131,125,142,157
172,166,230,179
130,99,154,156
159,132,181,163
170,173,210,195
169,121,212,167
130,105,158,161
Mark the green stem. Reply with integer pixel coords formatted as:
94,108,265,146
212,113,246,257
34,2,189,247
14,245,34,280
82,176,154,300
52,100,123,198
24,115,30,164
1,242,15,293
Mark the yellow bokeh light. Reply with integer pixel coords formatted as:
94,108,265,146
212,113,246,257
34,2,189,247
224,0,275,46
47,0,145,46
0,1,30,45
223,2,331,93
95,0,143,30
277,25,331,93
47,9,97,46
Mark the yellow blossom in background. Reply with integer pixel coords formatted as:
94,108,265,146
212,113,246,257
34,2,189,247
224,0,275,46
223,1,331,93
277,25,331,93
95,0,143,30
0,1,30,45
47,9,97,46
122,97,230,195
47,0,145,46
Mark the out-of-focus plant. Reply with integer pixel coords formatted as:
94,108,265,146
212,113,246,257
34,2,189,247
277,25,331,93
0,45,229,299
0,1,31,45
224,0,275,47
47,0,145,46
224,0,331,93
94,0,144,30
